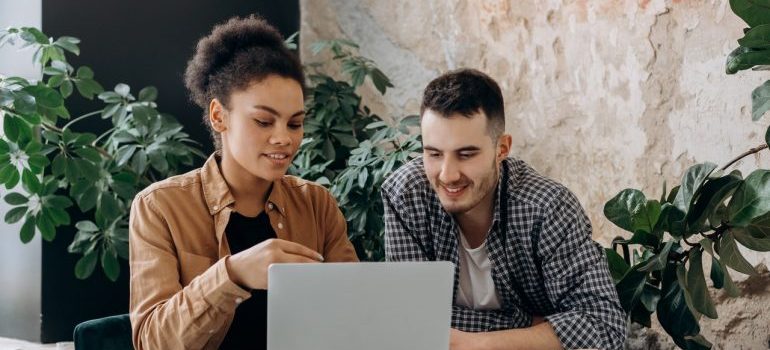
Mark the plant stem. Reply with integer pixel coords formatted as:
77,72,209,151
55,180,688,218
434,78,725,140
62,110,102,131
720,143,769,171
41,122,63,133
92,127,116,146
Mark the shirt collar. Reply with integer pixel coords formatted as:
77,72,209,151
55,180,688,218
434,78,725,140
200,152,287,217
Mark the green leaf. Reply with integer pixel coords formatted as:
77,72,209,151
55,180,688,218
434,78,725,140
4,192,28,205
138,86,158,102
115,145,138,167
35,211,56,241
97,194,122,224
714,257,741,297
23,84,63,108
732,227,770,251
709,255,725,289
74,251,98,279
76,66,94,79
12,92,36,114
674,163,717,214
46,206,70,226
639,240,675,272
603,189,646,232
101,248,119,282
727,169,770,226
686,249,718,318
75,79,104,99
752,79,770,121
3,115,22,142
615,266,647,313
605,248,630,282
657,262,701,349
730,0,770,27
45,195,73,209
639,283,661,312
5,206,28,224
115,83,130,97
19,217,36,243
131,149,148,174
76,220,99,232
725,46,770,74
21,169,41,194
74,147,102,163
739,24,770,49
766,125,770,149
54,36,80,55
684,334,713,350
60,79,73,98
742,211,770,238
718,232,757,275
358,167,368,188
686,172,742,230
1,165,21,189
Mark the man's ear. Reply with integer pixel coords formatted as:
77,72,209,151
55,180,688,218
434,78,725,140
496,134,512,162
209,98,227,133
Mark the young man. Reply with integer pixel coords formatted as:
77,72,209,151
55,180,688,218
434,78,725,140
382,69,626,350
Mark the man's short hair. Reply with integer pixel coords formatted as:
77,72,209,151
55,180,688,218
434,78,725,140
420,68,505,139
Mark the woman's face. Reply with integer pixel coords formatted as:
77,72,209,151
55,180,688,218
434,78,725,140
211,74,305,182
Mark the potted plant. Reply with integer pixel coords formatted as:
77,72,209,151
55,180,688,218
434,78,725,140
603,1,770,348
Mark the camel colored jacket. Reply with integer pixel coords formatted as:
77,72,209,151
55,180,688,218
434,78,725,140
129,154,358,349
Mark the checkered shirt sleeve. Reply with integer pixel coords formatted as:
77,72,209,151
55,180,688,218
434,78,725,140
539,189,627,350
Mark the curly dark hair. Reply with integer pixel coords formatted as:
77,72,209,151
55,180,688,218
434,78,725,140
420,68,505,139
184,15,304,149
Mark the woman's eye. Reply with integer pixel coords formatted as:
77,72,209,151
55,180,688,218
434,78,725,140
289,123,303,129
255,119,271,127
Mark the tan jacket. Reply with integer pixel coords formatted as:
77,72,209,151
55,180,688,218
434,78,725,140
129,154,358,349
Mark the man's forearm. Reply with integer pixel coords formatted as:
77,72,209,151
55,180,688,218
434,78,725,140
452,322,562,350
479,322,562,350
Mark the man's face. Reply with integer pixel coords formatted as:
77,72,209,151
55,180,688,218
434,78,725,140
421,109,508,215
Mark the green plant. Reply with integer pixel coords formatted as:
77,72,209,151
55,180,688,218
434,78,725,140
289,39,421,261
0,27,205,281
604,2,770,349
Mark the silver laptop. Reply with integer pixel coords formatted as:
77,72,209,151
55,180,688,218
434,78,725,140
267,261,454,350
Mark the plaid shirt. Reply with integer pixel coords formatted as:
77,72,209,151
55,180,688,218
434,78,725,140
382,157,626,350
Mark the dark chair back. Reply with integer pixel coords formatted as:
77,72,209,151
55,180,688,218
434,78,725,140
73,314,133,350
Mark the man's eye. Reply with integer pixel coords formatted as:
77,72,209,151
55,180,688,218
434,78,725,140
427,152,441,158
459,153,475,159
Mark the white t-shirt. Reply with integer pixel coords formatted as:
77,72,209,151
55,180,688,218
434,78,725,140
455,229,501,310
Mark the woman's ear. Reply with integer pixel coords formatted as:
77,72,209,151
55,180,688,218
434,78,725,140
209,98,227,132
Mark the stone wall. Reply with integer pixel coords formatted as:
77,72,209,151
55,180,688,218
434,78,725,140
300,0,770,348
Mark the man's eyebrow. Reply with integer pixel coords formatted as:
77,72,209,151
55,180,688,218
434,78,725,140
422,145,480,152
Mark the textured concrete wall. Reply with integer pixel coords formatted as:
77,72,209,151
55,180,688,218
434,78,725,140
301,0,770,348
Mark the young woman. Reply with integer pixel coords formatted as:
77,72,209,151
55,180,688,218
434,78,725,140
129,15,358,349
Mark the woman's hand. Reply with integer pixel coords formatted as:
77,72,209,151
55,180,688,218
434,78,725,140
226,238,324,290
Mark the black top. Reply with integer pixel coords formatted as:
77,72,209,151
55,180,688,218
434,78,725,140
219,211,276,350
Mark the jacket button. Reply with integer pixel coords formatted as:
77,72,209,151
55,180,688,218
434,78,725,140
268,203,274,210
235,297,243,304
277,222,284,229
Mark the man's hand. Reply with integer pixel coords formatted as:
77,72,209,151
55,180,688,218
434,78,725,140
226,238,324,290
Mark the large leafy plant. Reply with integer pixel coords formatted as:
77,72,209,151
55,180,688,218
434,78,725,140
289,39,421,261
604,2,770,349
0,27,204,281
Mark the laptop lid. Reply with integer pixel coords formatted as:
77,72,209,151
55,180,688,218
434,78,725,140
267,261,454,350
